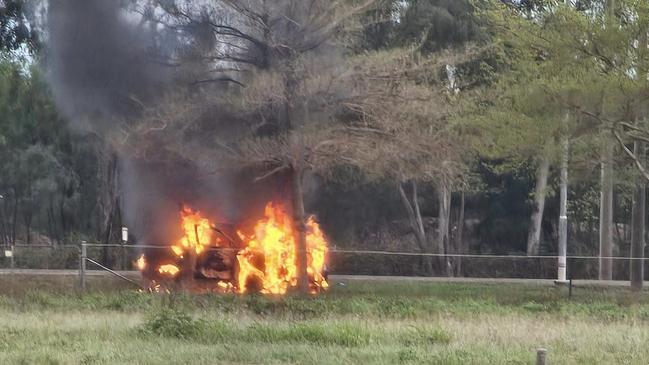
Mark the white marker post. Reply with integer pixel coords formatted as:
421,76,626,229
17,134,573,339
5,246,14,269
121,227,128,244
121,227,129,270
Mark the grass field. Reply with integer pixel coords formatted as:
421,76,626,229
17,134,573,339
1,279,649,364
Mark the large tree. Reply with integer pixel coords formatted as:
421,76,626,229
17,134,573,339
485,0,649,283
121,0,473,282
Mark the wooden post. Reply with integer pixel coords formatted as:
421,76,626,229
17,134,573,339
536,348,547,365
79,241,87,290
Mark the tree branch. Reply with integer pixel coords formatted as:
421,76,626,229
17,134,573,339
613,129,649,181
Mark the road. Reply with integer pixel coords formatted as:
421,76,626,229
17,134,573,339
0,269,638,288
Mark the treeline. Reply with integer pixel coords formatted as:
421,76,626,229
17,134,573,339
0,0,648,286
0,62,100,245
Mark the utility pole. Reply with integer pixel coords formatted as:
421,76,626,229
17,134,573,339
599,0,616,281
557,130,569,283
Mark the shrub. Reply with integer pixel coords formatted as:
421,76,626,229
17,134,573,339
141,307,203,339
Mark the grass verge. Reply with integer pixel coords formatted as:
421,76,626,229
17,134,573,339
0,280,649,364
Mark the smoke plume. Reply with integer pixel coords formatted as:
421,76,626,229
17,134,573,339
45,0,220,243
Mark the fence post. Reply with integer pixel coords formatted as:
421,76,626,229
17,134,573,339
121,227,128,270
536,348,547,365
79,241,87,291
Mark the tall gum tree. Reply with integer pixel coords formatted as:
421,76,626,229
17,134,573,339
485,0,649,284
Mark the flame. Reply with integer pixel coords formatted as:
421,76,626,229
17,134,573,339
306,216,329,290
171,206,215,257
139,202,328,295
171,245,184,258
158,264,180,277
135,254,146,271
237,202,328,294
217,281,234,292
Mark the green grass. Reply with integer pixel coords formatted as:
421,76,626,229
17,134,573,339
2,280,649,364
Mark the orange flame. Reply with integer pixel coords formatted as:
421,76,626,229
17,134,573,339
171,206,215,257
158,264,180,277
140,202,328,294
306,216,329,290
135,254,146,271
237,202,328,294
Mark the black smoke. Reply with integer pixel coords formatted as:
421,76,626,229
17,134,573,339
45,0,212,244
46,0,174,128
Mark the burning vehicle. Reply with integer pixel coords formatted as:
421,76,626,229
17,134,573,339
136,202,329,295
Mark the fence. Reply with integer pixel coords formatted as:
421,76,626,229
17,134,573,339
2,242,649,289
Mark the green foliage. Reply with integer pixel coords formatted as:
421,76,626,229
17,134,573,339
476,0,649,150
3,282,649,364
356,0,482,53
0,60,100,245
141,307,203,339
1,0,648,267
397,0,481,52
5,281,649,322
243,322,373,347
401,325,452,345
0,1,37,53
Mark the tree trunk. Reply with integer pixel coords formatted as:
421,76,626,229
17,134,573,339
291,166,310,294
455,191,466,277
24,181,33,245
607,0,616,18
98,150,120,268
599,137,614,280
412,181,426,247
397,181,432,275
47,194,56,245
11,193,18,245
437,180,452,277
59,195,68,241
557,134,569,282
0,196,6,246
102,202,117,267
527,154,550,256
0,194,8,246
630,141,645,291
25,212,32,245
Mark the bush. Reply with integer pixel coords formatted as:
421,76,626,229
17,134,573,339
141,307,203,339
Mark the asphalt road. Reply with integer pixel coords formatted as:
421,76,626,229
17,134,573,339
0,269,637,288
